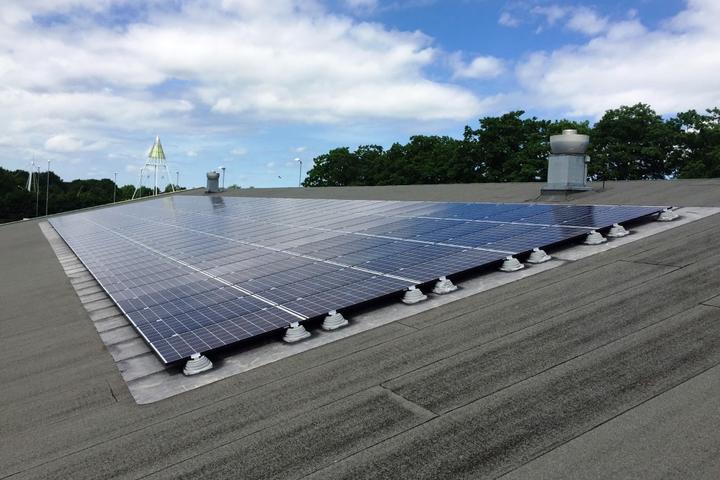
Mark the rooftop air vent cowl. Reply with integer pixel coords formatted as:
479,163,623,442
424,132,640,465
206,171,220,193
550,129,589,155
542,129,592,193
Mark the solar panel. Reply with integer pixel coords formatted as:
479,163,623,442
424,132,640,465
49,196,666,364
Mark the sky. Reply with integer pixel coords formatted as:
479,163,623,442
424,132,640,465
0,0,718,188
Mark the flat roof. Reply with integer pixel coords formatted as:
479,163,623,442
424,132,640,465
2,179,720,479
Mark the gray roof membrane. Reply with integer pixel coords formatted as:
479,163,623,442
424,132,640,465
2,180,720,479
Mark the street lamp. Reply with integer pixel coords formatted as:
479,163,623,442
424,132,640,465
295,157,302,187
220,166,226,191
176,171,179,190
113,172,118,203
28,160,34,192
35,165,40,217
45,160,50,216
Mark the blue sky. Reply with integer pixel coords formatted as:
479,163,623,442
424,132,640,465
0,0,717,188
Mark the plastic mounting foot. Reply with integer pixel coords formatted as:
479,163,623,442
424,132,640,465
322,310,349,331
526,247,551,264
183,353,213,376
283,322,311,343
500,256,524,272
432,276,457,294
402,286,427,304
607,223,630,238
657,208,679,221
583,230,607,245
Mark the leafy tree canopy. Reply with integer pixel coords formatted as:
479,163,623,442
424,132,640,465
304,103,718,187
0,168,183,223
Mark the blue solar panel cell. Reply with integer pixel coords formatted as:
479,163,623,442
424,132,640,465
49,196,666,364
399,249,506,282
282,275,413,318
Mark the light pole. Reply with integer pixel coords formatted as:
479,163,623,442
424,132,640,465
176,171,179,190
45,160,50,216
113,172,118,203
27,160,34,192
35,166,40,217
295,157,302,187
220,166,226,191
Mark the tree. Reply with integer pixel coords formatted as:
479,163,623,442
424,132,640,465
354,145,384,185
0,168,35,221
118,185,135,200
463,111,583,182
402,136,463,184
303,147,360,186
0,168,170,223
371,143,406,185
668,108,720,178
303,138,465,186
591,103,677,180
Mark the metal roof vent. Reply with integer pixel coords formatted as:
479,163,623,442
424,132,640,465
542,129,592,193
206,171,220,193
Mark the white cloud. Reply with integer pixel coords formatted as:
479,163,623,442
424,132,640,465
45,135,84,152
44,134,105,152
529,5,607,36
451,54,505,79
125,164,141,174
532,5,567,26
186,150,198,157
0,1,114,26
230,147,248,156
0,0,482,132
498,11,519,27
344,0,378,12
293,146,306,153
517,0,720,117
566,7,608,36
0,88,193,138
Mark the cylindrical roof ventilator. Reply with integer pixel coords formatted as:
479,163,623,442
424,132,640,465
542,129,592,193
206,171,220,193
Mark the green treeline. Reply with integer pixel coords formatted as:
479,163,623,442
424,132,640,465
303,104,720,187
0,169,180,223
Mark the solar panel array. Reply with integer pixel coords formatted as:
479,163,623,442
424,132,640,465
49,196,665,364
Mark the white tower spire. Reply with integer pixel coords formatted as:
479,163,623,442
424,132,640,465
26,160,40,192
133,136,175,199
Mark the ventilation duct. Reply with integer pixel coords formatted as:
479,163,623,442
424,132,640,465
206,171,220,193
542,129,592,193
